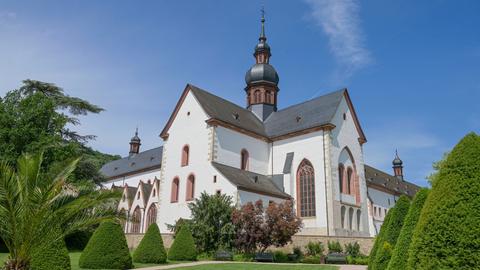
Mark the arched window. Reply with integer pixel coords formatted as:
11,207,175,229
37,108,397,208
146,204,157,229
131,206,141,233
349,207,354,231
347,167,353,194
265,90,271,103
254,90,261,103
338,164,344,194
297,159,316,217
241,149,249,170
181,145,189,166
356,210,361,231
341,206,346,229
171,178,179,203
186,174,195,201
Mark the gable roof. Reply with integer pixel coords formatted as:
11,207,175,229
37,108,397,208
365,165,420,197
100,146,163,179
212,162,291,199
140,181,153,205
125,186,137,208
160,84,366,143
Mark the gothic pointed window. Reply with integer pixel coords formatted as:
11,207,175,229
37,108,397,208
146,204,157,229
297,159,316,217
186,174,195,201
338,164,344,194
241,149,249,170
171,177,179,203
131,206,141,233
181,145,189,166
347,167,353,194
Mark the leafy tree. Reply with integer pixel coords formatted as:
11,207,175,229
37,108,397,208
188,192,235,252
0,80,119,185
30,227,71,270
387,189,429,270
427,152,449,185
407,133,480,270
369,196,410,270
232,200,302,253
133,223,167,264
0,153,120,270
168,225,197,261
79,221,132,269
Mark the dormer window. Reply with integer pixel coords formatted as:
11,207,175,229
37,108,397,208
181,145,189,166
241,149,249,170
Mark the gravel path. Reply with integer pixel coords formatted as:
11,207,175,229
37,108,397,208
136,261,367,270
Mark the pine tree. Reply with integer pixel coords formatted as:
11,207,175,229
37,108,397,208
387,189,429,270
133,224,167,264
79,222,132,269
407,133,480,270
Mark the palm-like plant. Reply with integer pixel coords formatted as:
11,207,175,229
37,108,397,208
0,153,120,270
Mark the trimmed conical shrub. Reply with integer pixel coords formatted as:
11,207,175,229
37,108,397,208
133,223,167,264
374,242,393,270
369,195,410,270
387,188,429,270
168,225,197,261
407,133,480,270
31,230,71,270
79,222,132,269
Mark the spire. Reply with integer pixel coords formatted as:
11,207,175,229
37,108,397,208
129,127,141,155
392,150,404,180
260,6,266,42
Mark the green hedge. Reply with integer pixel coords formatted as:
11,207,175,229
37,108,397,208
79,221,132,269
407,133,480,270
387,188,429,270
373,242,393,270
168,225,197,261
369,195,410,270
65,229,93,251
133,223,167,264
31,231,71,270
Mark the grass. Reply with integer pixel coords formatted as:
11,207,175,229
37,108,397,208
169,264,338,270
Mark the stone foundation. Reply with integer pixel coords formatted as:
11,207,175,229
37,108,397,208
126,233,373,255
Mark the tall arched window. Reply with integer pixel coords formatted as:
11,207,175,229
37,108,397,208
297,159,316,217
356,210,362,231
146,204,157,229
349,207,354,231
186,174,195,201
265,90,271,103
347,167,353,194
181,145,189,166
254,90,261,103
171,178,179,203
338,164,344,194
131,206,141,233
241,149,249,170
341,206,346,229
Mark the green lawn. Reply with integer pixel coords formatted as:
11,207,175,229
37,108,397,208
169,264,337,270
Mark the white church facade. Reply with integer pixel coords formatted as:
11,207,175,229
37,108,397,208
101,15,419,238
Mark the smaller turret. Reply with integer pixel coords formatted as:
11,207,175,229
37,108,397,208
129,128,141,156
392,150,404,180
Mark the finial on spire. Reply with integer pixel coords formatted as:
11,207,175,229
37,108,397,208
260,6,266,41
135,126,138,136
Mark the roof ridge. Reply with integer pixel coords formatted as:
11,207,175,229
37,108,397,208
273,88,346,115
365,164,420,188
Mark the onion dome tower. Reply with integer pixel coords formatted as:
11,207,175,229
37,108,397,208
245,9,279,121
392,150,404,180
129,128,141,156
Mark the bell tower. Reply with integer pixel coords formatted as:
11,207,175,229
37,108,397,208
245,9,280,121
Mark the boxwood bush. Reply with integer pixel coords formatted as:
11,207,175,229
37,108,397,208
387,188,429,270
407,133,480,270
373,242,393,270
79,221,132,269
31,230,71,270
133,223,167,264
369,195,410,270
167,225,197,261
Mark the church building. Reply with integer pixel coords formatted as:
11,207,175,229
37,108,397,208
101,14,420,237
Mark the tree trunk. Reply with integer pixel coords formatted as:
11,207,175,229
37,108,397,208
4,258,29,270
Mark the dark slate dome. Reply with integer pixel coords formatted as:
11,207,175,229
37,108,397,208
393,154,403,166
245,63,279,85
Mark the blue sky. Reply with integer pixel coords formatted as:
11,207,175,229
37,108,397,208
0,1,479,186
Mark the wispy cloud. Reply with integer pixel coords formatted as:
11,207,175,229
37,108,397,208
305,0,372,78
